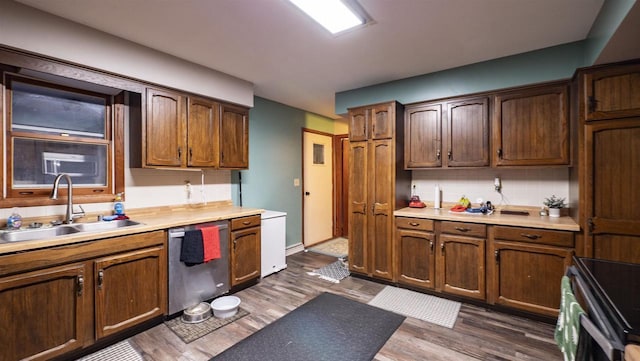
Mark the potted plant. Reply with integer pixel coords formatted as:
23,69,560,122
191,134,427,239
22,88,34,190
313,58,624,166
543,195,567,217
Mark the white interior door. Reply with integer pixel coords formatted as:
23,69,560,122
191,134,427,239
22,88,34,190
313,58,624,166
303,131,333,247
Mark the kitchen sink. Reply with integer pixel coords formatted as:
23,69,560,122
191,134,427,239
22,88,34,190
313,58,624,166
0,219,143,243
0,225,80,242
71,219,142,232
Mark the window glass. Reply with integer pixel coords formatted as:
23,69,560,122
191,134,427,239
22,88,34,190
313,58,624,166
11,80,106,138
12,138,108,188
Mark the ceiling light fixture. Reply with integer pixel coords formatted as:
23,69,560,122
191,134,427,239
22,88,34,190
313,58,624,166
288,0,368,34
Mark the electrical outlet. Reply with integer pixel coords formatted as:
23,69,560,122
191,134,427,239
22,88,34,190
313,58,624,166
494,177,501,192
293,178,300,187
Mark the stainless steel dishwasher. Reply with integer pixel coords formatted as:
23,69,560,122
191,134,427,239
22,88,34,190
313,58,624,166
168,220,229,315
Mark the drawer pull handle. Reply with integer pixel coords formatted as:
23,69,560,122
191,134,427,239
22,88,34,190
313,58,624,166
454,227,470,232
242,221,251,225
409,222,419,227
520,233,541,240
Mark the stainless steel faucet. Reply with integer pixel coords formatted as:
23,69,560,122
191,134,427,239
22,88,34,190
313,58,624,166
50,173,85,224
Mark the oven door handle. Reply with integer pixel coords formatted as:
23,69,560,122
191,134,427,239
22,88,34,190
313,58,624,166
579,314,620,361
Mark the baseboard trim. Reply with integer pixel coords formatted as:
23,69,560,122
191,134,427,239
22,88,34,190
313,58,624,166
286,242,305,256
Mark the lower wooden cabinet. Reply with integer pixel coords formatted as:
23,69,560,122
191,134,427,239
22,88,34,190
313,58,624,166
393,218,576,317
395,219,486,301
395,217,435,289
0,263,89,361
488,226,574,317
0,231,167,361
437,222,486,300
230,215,261,287
95,245,166,339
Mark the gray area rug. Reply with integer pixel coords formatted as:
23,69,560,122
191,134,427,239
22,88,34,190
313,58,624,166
210,292,405,361
165,308,249,343
307,260,350,283
368,286,461,329
76,340,142,361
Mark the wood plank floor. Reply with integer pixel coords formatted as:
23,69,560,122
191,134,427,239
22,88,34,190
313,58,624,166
129,251,562,361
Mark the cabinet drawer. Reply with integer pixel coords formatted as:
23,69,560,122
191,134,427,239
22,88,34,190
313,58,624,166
230,215,261,231
441,221,486,238
493,226,574,247
396,217,434,231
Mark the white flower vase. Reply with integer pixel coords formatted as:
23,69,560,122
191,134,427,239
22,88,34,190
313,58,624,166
549,208,561,218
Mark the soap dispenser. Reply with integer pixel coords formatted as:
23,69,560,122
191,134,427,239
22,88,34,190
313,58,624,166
114,193,125,216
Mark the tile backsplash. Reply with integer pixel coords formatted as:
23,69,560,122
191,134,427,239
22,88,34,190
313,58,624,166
411,167,570,209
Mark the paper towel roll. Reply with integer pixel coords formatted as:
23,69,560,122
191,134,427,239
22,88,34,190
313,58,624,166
434,185,441,209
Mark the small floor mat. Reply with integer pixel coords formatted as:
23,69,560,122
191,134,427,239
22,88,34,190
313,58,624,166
76,340,142,361
307,260,350,283
165,308,249,343
368,286,461,329
307,237,348,258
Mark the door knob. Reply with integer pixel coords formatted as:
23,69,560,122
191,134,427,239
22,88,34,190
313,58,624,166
305,192,310,196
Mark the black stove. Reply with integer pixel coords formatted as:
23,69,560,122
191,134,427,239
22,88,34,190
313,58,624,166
575,257,640,344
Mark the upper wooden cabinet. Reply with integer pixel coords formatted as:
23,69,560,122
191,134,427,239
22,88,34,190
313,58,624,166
219,103,249,169
492,82,569,166
446,97,490,167
187,96,219,167
405,96,489,169
145,88,187,167
349,102,396,141
582,63,640,121
405,103,442,168
136,87,249,169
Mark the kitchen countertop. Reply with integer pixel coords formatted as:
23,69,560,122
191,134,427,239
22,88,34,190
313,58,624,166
0,202,263,255
395,207,580,231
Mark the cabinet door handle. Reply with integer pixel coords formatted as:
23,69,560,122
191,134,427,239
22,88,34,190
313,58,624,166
497,149,503,159
98,270,104,289
429,241,434,250
189,147,193,161
588,95,598,113
436,149,441,160
448,150,452,160
454,227,470,232
409,222,419,227
77,275,84,296
178,147,182,159
233,239,237,250
495,250,500,262
520,233,541,240
440,243,445,254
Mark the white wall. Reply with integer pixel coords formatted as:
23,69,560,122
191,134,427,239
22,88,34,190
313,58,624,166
411,167,570,209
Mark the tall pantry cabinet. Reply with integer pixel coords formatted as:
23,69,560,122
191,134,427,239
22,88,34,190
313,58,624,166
348,101,411,281
575,61,640,264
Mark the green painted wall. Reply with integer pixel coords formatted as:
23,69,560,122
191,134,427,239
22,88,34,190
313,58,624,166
231,97,337,248
335,41,588,114
584,0,636,64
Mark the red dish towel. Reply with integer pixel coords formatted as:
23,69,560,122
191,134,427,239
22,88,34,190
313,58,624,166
199,225,221,262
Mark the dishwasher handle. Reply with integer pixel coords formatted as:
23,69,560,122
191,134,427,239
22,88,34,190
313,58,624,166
168,223,229,239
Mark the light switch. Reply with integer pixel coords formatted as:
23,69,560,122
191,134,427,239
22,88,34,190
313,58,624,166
293,178,300,187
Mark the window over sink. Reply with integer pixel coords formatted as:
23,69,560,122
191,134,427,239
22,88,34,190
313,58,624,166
1,66,126,207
